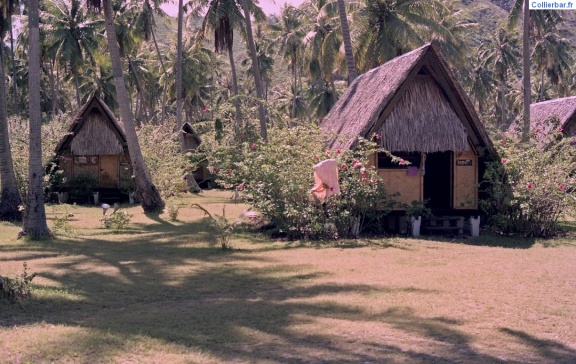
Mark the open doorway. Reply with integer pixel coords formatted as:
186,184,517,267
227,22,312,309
423,151,452,210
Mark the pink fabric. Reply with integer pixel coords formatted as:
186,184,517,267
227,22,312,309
310,159,340,201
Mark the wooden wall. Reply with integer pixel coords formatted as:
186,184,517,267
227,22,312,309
453,142,478,209
378,169,423,207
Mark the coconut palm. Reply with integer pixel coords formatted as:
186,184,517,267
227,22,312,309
336,0,356,82
270,5,307,118
85,0,164,213
479,27,520,130
469,54,496,117
533,32,574,101
20,0,51,237
353,0,450,71
0,0,22,221
43,0,102,107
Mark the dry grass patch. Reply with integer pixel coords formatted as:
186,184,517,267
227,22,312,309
1,190,576,363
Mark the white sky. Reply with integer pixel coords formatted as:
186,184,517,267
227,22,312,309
161,0,306,17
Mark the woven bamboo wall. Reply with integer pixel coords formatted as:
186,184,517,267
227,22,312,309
453,143,478,209
378,169,423,208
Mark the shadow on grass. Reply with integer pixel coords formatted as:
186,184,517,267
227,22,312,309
500,328,576,363
1,216,575,363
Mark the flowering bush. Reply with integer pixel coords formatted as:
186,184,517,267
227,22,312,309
481,120,576,237
137,121,188,198
191,125,397,239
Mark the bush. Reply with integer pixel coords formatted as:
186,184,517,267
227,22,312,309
192,125,397,239
65,174,98,204
0,262,36,304
481,120,576,237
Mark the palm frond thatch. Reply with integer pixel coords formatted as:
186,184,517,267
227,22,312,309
530,96,576,135
321,43,493,154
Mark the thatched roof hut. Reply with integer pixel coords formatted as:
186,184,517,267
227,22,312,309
530,96,576,136
54,96,132,199
55,96,127,155
181,122,202,152
321,43,493,155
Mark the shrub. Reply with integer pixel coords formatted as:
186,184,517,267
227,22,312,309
101,210,133,231
192,125,397,239
65,174,98,204
481,120,576,237
0,262,36,304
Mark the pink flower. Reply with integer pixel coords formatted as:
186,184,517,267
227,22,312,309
559,184,564,191
204,108,209,113
337,149,341,154
228,169,232,175
70,132,75,136
558,126,564,132
399,159,406,166
527,182,532,189
251,143,257,149
536,129,540,134
185,166,190,170
330,187,334,191
501,158,507,164
212,167,218,174
340,163,347,169
352,160,362,169
374,133,381,140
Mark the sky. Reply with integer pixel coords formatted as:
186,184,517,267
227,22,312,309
161,0,306,17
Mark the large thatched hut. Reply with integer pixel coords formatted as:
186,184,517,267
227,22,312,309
54,96,133,201
530,96,576,136
321,43,494,220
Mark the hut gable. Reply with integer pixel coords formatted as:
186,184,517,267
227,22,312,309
321,43,492,155
530,96,576,136
181,122,202,152
55,96,127,156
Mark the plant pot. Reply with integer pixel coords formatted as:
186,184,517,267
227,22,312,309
57,192,69,204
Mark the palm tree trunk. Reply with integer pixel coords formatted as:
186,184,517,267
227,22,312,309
539,69,545,102
240,0,267,141
521,0,531,141
48,60,58,115
74,72,81,107
151,26,169,124
176,0,185,149
9,15,18,115
128,56,150,123
291,60,297,119
21,0,50,237
228,43,242,126
0,38,22,221
337,0,357,83
103,0,164,213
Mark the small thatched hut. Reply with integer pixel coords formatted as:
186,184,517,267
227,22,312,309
181,122,210,185
321,43,494,214
530,96,576,136
54,96,133,194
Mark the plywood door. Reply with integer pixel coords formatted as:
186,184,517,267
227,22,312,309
100,155,119,188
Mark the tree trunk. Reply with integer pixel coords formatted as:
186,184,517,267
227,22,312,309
240,0,267,141
9,15,18,115
291,59,297,119
151,26,169,124
501,80,506,130
539,69,544,102
176,0,185,149
128,56,150,123
228,42,242,126
74,71,81,107
0,38,22,221
337,0,357,84
21,0,50,237
48,60,58,116
103,0,164,213
521,0,531,141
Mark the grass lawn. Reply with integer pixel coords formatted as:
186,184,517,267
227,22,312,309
1,190,576,363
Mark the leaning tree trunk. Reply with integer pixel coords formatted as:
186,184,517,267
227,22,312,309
103,0,164,213
21,0,50,238
521,0,530,142
337,0,357,84
0,39,23,221
240,0,267,141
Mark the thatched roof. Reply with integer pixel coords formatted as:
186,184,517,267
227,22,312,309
181,122,202,151
321,43,493,155
530,96,576,135
55,96,127,156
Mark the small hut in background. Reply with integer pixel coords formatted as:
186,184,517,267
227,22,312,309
54,96,133,202
181,122,202,152
181,122,210,187
530,96,576,136
321,43,494,232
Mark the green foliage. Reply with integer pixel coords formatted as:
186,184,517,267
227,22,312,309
0,262,36,305
101,210,133,231
191,125,397,239
65,174,98,204
51,205,74,234
137,122,188,199
481,119,576,237
166,205,180,221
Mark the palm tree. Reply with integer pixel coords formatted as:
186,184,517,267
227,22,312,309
191,0,246,124
271,5,306,118
533,32,574,101
353,0,450,71
20,0,50,237
336,0,356,83
87,0,164,213
0,0,22,221
43,0,102,107
480,27,520,130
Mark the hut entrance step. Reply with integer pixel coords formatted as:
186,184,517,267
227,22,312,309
421,216,466,235
97,189,125,204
